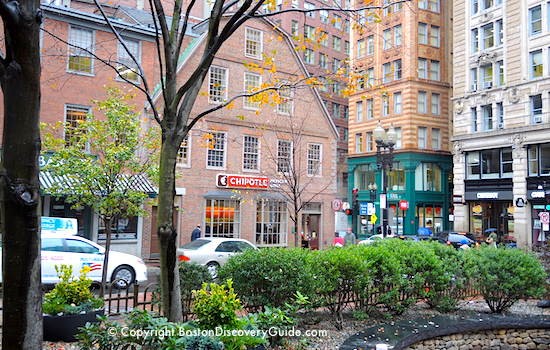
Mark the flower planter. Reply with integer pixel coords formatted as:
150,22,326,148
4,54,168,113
43,309,104,342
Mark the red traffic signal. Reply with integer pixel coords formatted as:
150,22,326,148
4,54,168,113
344,208,353,215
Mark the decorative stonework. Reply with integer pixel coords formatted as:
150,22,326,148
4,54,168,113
511,134,525,159
452,141,464,164
508,87,520,103
454,100,464,114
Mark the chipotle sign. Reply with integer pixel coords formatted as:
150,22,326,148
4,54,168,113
216,174,269,190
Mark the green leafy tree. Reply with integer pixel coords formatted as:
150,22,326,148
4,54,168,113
42,87,159,296
0,0,43,348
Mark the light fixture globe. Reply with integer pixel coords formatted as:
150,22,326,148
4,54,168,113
373,121,385,142
386,124,397,145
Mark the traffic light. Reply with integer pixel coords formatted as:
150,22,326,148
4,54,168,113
344,208,353,216
352,188,359,207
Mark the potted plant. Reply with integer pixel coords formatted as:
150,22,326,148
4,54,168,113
43,264,104,342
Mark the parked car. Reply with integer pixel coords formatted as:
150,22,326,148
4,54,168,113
435,231,476,249
358,234,397,245
177,237,258,278
0,234,148,288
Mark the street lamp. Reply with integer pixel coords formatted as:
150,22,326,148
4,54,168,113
368,182,377,202
373,121,396,237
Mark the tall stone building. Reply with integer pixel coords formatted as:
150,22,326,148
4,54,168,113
452,0,550,247
348,0,453,237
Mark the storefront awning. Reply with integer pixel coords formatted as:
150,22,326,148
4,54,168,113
39,171,158,198
203,190,242,200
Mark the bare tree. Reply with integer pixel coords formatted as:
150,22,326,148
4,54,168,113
0,0,43,348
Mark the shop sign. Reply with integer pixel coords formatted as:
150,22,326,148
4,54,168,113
530,191,545,199
399,200,409,210
476,192,499,199
216,174,269,190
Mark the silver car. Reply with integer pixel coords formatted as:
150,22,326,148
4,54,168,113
177,237,257,278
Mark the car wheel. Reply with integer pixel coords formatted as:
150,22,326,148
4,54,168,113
111,265,135,289
206,262,220,279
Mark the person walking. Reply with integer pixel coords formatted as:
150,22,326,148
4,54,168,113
191,224,201,241
333,232,345,247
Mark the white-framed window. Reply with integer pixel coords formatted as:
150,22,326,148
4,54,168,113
482,23,494,49
243,135,259,171
320,9,329,23
418,23,428,44
64,105,90,147
393,92,402,114
418,91,427,113
429,0,440,12
205,198,241,238
355,133,363,153
431,93,440,115
366,98,374,119
255,199,287,247
481,64,493,89
419,0,428,9
482,104,493,130
418,58,428,78
470,68,478,91
530,50,543,79
367,35,375,55
418,127,427,149
429,25,440,47
319,53,328,69
177,135,190,167
68,26,94,74
429,60,440,80
116,37,140,82
333,14,342,29
529,5,542,36
394,25,402,46
431,128,440,150
356,39,365,58
307,143,322,176
291,20,299,36
304,25,315,40
206,132,227,169
496,60,505,86
356,100,363,121
382,62,392,83
367,67,375,86
332,36,341,51
531,94,543,124
365,132,373,152
277,84,293,115
320,31,328,47
471,28,479,54
471,107,478,132
245,27,263,59
332,58,341,73
209,66,228,103
277,140,292,173
394,59,402,80
383,28,392,50
394,127,402,149
382,96,389,116
415,163,441,191
304,2,315,17
344,40,350,54
304,48,315,64
244,72,261,109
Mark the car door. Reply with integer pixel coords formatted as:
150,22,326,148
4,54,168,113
214,241,240,265
63,238,104,282
41,237,68,284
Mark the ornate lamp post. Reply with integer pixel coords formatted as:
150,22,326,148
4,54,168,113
373,121,396,237
368,183,377,202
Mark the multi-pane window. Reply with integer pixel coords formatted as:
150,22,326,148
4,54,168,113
277,84,293,114
415,163,441,191
68,27,94,74
481,64,493,89
431,129,440,150
431,93,440,115
527,143,550,176
418,127,427,149
332,36,342,51
207,132,226,168
304,1,315,17
418,23,428,44
307,143,322,176
367,68,375,86
357,39,365,58
383,29,392,50
116,37,140,82
320,9,329,23
332,103,341,118
177,135,190,167
394,25,402,46
466,148,513,179
367,35,375,55
382,62,392,83
497,102,504,129
255,199,287,246
334,14,342,29
243,136,259,171
471,28,479,54
304,49,315,64
471,107,478,132
530,50,543,79
497,60,505,86
277,140,292,173
291,20,299,36
205,199,240,238
344,40,350,54
482,104,493,130
531,94,543,124
356,100,363,121
366,132,373,152
355,133,363,153
418,58,428,79
209,66,228,103
320,31,328,46
332,58,341,73
529,5,542,36
244,72,261,109
482,23,494,49
382,96,390,116
366,98,374,119
429,25,440,47
418,91,427,113
64,105,89,147
245,27,262,59
319,53,328,69
394,60,402,80
393,92,402,114
304,25,315,40
429,60,440,80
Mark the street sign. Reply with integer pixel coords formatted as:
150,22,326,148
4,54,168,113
370,213,377,224
359,202,368,215
367,202,375,215
331,199,343,211
540,211,550,225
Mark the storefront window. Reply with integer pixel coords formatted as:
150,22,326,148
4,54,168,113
531,205,548,246
256,199,287,246
204,199,241,237
387,162,405,191
469,201,514,242
98,216,138,240
389,204,406,235
527,143,550,176
416,204,443,234
415,163,442,191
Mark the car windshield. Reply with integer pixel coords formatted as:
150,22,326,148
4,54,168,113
180,239,210,250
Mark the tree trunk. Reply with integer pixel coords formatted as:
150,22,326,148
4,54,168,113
157,139,182,322
0,1,43,348
99,216,113,298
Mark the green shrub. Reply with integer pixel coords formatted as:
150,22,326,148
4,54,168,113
179,262,212,319
192,280,242,329
218,247,315,308
464,246,546,313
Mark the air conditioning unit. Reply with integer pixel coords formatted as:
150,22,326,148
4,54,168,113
534,115,543,123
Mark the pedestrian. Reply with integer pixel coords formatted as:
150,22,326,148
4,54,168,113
333,232,345,247
344,230,356,246
191,224,201,241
